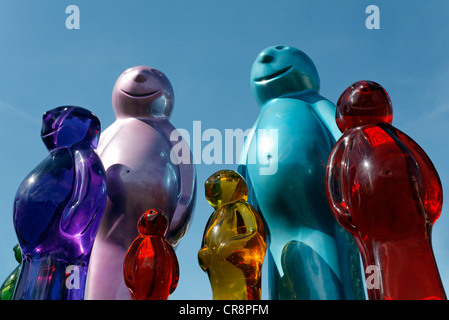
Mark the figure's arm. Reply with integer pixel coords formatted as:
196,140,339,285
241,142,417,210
168,244,180,294
311,98,342,143
60,149,107,237
394,129,443,223
325,139,357,232
237,116,261,211
217,203,264,260
122,238,144,291
165,125,197,246
198,213,214,271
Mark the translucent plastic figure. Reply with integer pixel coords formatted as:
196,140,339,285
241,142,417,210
123,209,179,300
86,66,196,300
238,45,365,300
325,80,446,300
0,244,22,300
198,170,267,300
12,106,107,300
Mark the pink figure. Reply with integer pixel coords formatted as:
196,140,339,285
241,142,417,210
85,66,195,299
325,80,446,300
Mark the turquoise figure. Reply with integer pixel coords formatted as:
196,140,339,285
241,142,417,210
238,45,365,300
0,244,22,300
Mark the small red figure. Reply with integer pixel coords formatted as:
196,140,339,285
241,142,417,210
123,209,179,300
325,80,446,300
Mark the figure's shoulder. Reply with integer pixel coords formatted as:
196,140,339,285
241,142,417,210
281,90,330,104
261,90,334,112
232,200,256,214
49,146,72,161
259,97,310,118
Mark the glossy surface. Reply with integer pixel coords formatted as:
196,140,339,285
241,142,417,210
123,209,179,300
326,80,446,300
86,66,196,300
198,170,266,300
12,106,107,300
0,245,22,300
238,45,365,300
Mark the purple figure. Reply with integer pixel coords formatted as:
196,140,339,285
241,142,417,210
85,66,196,300
12,106,107,300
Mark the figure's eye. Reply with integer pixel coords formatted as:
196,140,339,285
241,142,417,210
134,74,146,83
207,183,220,197
260,54,274,63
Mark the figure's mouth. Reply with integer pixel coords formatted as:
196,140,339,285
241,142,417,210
121,89,160,98
254,66,293,82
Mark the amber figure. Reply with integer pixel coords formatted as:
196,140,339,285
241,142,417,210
198,170,267,300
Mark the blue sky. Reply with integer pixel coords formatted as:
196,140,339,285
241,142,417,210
0,0,449,300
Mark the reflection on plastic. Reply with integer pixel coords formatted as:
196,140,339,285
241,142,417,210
12,106,107,300
85,66,196,300
238,45,365,299
123,209,179,300
325,80,446,300
198,170,266,300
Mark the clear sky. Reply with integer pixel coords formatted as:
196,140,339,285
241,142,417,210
0,0,449,300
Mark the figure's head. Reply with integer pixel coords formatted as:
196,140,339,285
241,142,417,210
112,65,174,119
250,45,320,105
205,170,248,208
41,106,101,150
336,80,393,132
137,209,168,237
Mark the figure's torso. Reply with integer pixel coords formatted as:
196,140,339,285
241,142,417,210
14,148,74,257
125,235,176,300
338,124,427,240
201,203,250,300
95,117,179,244
246,98,336,232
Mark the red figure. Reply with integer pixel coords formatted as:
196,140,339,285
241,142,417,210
123,209,179,300
325,80,446,300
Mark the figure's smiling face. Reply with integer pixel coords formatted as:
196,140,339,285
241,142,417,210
118,67,162,98
250,45,320,105
112,66,174,119
252,46,294,83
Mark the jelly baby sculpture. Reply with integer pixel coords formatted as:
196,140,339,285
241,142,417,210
238,45,365,300
86,66,196,300
198,170,267,300
325,80,446,300
0,244,22,300
123,209,179,300
12,106,107,300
